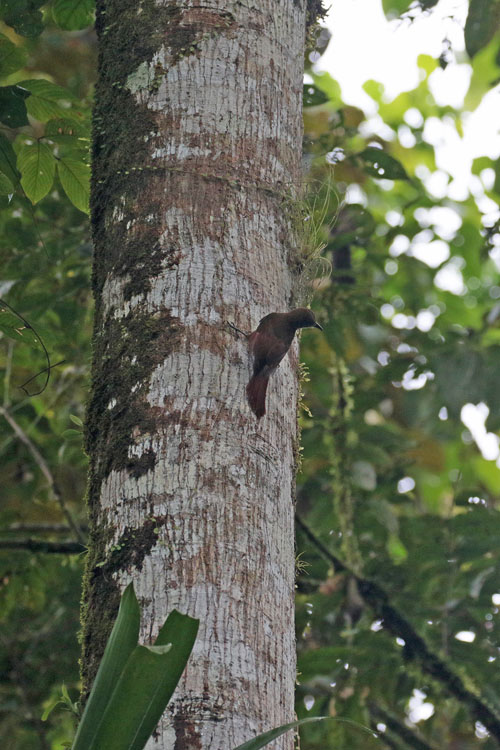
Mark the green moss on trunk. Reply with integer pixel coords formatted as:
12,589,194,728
81,0,191,693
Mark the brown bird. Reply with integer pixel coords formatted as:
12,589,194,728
246,308,323,419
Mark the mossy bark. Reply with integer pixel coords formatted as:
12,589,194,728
82,1,308,747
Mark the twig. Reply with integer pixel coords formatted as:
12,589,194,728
0,406,85,544
295,513,500,742
0,298,53,396
19,359,66,393
3,339,14,407
227,321,250,338
6,523,87,535
0,539,85,554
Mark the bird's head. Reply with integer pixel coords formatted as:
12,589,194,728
288,308,323,331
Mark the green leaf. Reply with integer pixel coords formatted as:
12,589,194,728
44,118,91,157
62,428,82,439
45,117,89,139
356,147,409,180
233,717,377,750
57,157,90,213
18,142,56,203
381,0,439,17
0,171,14,194
381,0,412,19
465,0,500,58
90,609,199,750
0,33,27,77
464,34,500,109
311,71,342,107
387,533,408,562
363,79,385,103
69,414,83,426
0,306,35,344
17,79,75,122
0,0,45,37
0,133,20,184
0,85,30,127
52,0,95,30
42,699,65,722
417,53,439,76
72,583,140,750
303,84,329,108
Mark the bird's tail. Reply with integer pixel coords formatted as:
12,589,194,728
246,374,269,419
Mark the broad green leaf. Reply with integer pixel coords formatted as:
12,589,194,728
417,53,439,76
90,609,199,750
0,133,20,184
62,428,82,439
18,142,56,203
72,583,140,750
0,307,31,343
311,71,342,107
0,0,45,37
57,157,90,213
464,33,500,110
42,699,65,722
303,84,329,108
52,0,95,30
465,0,500,58
381,0,412,18
45,117,89,138
0,34,27,77
356,147,409,180
45,118,91,156
17,78,75,122
0,85,30,127
363,79,385,103
382,0,438,17
0,171,14,194
233,717,377,750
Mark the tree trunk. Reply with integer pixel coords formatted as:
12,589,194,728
83,1,308,747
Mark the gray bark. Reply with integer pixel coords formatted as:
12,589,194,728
84,1,307,747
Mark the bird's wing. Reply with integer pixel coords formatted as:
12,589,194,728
250,331,288,377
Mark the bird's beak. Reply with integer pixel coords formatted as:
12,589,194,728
314,322,323,331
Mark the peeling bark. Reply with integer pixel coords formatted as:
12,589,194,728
83,1,307,748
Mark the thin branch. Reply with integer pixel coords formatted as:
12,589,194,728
3,339,14,407
295,513,500,742
19,359,66,393
0,298,53,395
6,523,87,535
227,321,250,338
0,406,85,544
0,538,85,554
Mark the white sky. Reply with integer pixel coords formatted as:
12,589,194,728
317,0,500,195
